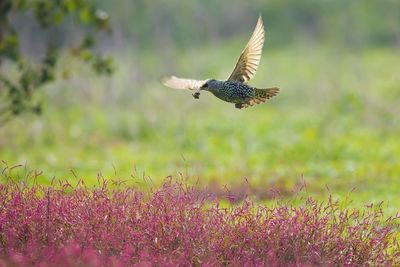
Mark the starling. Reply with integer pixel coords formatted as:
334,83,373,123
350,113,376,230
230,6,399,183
161,15,279,109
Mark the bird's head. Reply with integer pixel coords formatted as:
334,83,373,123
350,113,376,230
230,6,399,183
200,79,218,91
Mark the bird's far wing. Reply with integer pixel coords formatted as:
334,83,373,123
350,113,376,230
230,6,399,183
227,16,265,83
161,75,207,91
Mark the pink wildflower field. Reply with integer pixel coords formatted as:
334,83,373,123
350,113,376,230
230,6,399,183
0,176,399,266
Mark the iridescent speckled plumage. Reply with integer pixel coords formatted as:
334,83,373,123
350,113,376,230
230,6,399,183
161,15,279,109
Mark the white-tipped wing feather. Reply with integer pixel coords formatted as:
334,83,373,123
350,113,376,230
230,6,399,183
161,76,207,91
227,16,265,83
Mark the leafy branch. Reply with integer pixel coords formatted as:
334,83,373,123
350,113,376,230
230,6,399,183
0,0,115,125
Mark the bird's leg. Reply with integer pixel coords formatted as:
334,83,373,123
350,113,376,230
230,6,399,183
235,103,244,109
192,90,200,99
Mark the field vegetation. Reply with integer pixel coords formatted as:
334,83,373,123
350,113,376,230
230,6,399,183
1,1,400,265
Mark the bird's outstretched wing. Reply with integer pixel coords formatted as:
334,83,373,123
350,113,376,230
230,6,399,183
161,76,207,91
227,16,265,83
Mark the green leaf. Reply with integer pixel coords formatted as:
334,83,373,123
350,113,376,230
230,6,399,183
0,0,12,19
81,50,93,61
52,10,65,24
64,0,77,11
81,35,95,49
92,56,115,75
79,7,93,24
0,33,20,61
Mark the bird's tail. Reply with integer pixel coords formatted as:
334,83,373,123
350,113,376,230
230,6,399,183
242,87,279,108
255,87,280,101
241,87,279,108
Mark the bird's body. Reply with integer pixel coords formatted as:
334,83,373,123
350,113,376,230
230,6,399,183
206,80,255,103
202,80,279,108
161,15,279,109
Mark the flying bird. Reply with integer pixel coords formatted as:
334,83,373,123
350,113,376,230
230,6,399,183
161,15,279,109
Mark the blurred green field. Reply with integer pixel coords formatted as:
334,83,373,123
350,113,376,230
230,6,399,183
1,40,400,208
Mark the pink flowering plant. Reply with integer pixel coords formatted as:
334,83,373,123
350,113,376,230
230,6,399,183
1,169,399,266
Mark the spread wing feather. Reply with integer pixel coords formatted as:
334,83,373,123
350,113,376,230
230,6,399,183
161,76,207,91
227,16,265,83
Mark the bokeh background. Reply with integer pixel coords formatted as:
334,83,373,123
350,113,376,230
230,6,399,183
1,1,400,207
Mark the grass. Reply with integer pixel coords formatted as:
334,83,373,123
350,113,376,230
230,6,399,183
0,177,399,266
1,35,400,265
1,44,400,208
